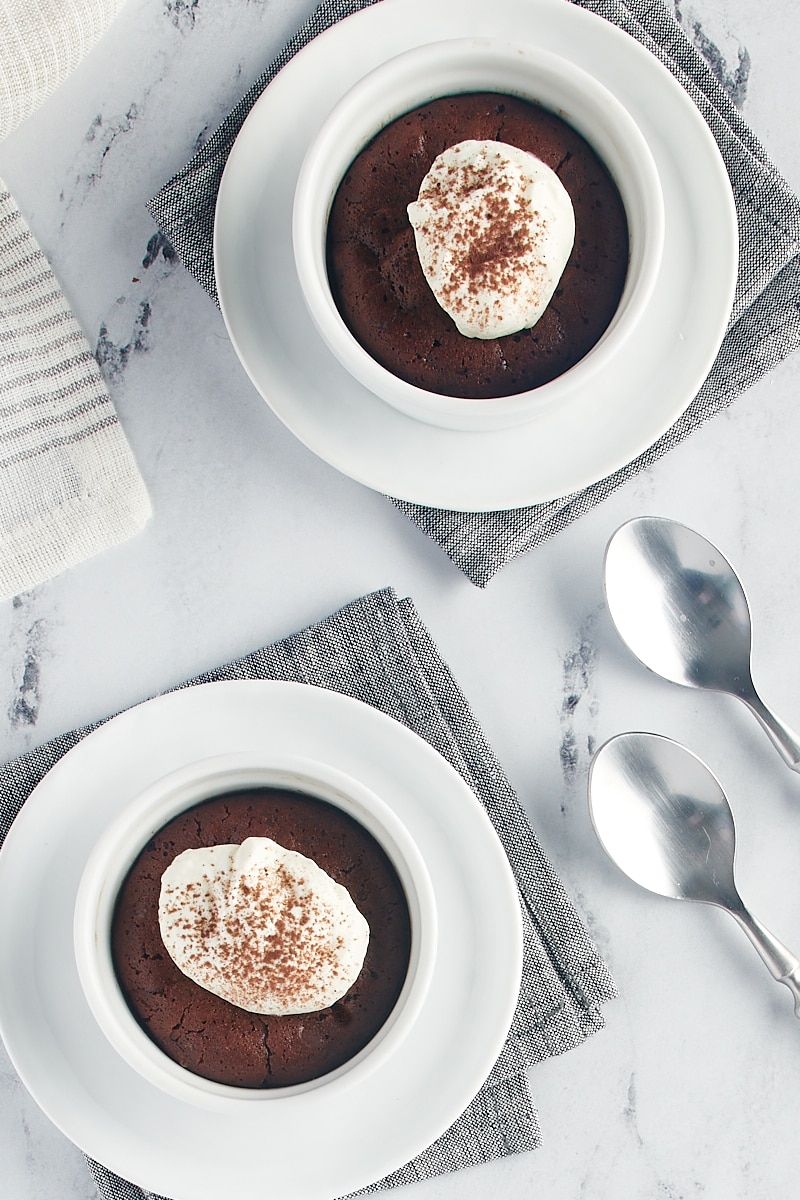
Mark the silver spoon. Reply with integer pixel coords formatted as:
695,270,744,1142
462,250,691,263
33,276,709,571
588,731,800,1015
604,516,800,771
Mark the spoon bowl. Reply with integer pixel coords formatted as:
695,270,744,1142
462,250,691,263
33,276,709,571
588,730,738,906
604,517,800,771
589,732,800,1015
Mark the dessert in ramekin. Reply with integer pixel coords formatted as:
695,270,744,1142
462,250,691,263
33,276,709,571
293,38,664,430
74,754,437,1106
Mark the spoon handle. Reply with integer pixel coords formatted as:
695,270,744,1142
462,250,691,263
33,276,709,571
729,906,800,1016
742,688,800,772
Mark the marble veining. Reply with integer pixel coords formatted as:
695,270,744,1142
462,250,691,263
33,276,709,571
622,1073,643,1147
696,30,750,107
6,597,46,731
95,234,181,384
74,103,144,195
164,0,201,31
674,1,751,108
96,300,152,384
558,616,599,786
141,230,178,272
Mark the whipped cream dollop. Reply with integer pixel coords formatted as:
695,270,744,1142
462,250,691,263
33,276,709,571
407,139,575,339
158,836,370,1016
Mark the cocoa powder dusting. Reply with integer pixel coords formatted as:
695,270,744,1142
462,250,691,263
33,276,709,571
418,152,542,333
160,858,352,1012
112,787,412,1089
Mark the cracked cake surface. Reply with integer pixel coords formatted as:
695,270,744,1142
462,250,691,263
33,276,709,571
111,788,412,1088
326,91,629,398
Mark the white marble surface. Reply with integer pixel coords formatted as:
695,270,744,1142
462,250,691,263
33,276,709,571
2,0,800,1197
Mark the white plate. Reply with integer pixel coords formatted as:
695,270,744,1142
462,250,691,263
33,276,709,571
0,681,522,1200
214,0,738,512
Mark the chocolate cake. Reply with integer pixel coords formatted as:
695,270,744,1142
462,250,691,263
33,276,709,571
111,788,412,1088
326,92,629,399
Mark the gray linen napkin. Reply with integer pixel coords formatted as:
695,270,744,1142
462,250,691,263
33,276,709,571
147,0,800,587
0,587,615,1199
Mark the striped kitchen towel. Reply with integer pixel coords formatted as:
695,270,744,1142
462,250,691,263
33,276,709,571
0,185,151,601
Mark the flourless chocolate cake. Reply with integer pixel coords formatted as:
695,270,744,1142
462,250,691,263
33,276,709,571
111,788,412,1088
326,92,629,399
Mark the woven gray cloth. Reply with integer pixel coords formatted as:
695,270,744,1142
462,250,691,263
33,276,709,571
147,0,800,587
0,587,615,1199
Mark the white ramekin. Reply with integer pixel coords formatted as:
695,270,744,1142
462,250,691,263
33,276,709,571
74,753,437,1109
292,37,665,431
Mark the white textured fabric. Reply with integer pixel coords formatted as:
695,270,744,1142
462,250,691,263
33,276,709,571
0,185,151,600
0,0,128,141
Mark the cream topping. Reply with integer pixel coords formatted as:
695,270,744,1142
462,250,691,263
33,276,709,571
158,836,370,1016
407,139,575,339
